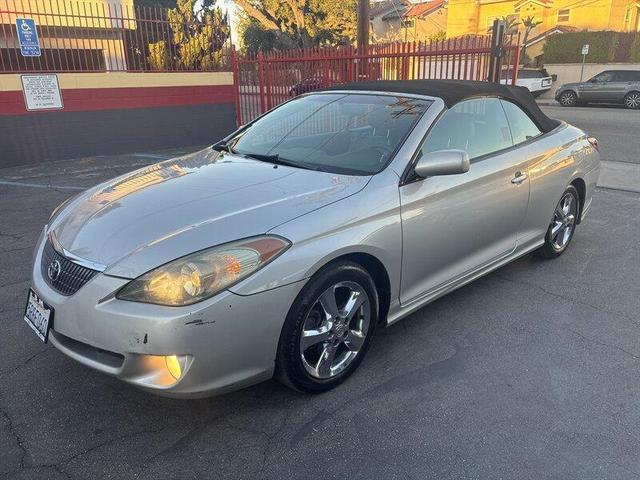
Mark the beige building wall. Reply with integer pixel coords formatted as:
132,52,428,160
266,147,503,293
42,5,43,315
446,0,640,38
0,0,136,70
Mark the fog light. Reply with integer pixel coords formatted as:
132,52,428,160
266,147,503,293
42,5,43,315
165,355,182,380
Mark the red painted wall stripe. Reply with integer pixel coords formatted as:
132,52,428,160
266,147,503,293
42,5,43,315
0,84,235,116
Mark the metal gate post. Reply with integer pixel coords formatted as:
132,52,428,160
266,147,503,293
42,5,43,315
511,34,521,85
257,52,266,114
231,45,243,126
487,19,506,83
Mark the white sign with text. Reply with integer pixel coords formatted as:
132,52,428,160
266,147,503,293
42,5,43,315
21,74,63,111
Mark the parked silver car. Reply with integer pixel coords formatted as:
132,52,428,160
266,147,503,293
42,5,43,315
25,80,600,397
555,70,640,108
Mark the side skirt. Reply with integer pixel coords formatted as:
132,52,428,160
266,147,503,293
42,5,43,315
385,239,544,326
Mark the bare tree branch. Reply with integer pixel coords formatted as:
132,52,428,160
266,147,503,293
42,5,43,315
234,0,279,30
283,0,305,30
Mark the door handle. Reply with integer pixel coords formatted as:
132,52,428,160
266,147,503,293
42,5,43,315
511,171,528,185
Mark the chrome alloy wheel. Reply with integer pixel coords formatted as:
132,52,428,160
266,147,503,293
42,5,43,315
559,91,577,106
625,92,640,109
550,192,577,251
300,281,371,379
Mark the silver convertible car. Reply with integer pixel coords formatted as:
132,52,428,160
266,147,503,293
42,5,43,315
25,80,600,397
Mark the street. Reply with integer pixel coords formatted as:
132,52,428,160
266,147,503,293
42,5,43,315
541,105,640,164
1,107,639,480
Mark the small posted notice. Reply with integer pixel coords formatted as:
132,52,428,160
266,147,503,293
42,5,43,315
21,74,63,111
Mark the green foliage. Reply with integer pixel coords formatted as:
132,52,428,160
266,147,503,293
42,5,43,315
134,0,177,7
429,30,447,42
237,0,356,52
543,31,640,63
147,0,230,70
147,41,170,70
631,35,640,63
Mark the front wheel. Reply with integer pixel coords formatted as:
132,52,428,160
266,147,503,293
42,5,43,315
275,261,378,393
624,91,640,109
536,185,579,259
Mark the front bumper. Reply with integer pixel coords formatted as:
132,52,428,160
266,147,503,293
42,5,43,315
31,236,305,398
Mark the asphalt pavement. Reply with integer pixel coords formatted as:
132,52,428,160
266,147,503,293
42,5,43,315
540,104,640,164
1,114,639,479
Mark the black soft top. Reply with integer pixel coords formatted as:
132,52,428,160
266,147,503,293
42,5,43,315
322,79,560,133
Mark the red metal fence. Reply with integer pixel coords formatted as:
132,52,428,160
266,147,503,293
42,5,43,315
0,1,231,73
233,36,520,126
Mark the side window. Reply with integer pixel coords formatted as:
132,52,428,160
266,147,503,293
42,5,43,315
592,71,615,83
500,100,542,145
616,71,640,81
419,97,512,160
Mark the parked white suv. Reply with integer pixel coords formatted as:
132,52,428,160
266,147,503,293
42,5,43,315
502,68,555,97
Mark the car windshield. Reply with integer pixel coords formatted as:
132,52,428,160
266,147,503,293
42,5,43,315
229,93,431,175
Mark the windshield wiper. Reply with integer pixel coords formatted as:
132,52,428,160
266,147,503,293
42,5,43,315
212,140,234,153
240,152,318,171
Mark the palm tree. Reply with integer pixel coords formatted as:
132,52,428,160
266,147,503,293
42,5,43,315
487,15,520,35
520,15,542,64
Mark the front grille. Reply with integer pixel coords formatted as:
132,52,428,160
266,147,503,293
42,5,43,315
41,240,98,296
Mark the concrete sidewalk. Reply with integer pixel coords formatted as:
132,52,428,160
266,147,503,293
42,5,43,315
599,160,640,193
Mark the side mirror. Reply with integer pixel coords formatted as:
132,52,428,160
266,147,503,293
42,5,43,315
414,149,470,178
551,74,558,82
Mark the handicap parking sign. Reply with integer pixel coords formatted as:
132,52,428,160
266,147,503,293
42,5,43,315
16,18,41,57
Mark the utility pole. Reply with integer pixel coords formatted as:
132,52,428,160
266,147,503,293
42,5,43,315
357,0,369,53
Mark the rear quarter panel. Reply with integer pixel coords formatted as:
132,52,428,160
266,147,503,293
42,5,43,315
519,123,600,248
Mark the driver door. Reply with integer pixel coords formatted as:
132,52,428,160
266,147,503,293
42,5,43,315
398,98,530,305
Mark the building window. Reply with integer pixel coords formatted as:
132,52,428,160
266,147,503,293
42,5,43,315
557,9,570,22
401,19,415,28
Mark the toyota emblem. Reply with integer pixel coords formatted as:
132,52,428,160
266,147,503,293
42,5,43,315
47,260,61,281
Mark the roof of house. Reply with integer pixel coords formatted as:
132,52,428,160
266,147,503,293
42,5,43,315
514,0,553,10
525,25,578,47
321,79,560,132
382,0,445,19
404,0,446,17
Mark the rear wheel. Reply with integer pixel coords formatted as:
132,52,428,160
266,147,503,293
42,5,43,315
275,261,378,393
536,185,579,259
558,90,577,107
624,91,640,109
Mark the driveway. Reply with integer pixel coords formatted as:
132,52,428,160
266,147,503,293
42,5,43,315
1,147,639,479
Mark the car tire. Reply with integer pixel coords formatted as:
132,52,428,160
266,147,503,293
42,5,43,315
536,185,580,259
623,91,640,109
558,90,578,107
275,261,379,393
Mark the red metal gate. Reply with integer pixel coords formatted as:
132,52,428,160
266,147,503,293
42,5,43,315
232,35,520,125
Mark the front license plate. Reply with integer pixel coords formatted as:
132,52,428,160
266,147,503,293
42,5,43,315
24,289,53,343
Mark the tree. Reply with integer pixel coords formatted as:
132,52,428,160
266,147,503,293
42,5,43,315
134,0,177,7
487,15,520,35
520,15,542,65
147,0,230,70
235,0,356,51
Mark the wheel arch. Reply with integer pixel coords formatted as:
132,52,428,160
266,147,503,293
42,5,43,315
570,177,586,224
316,252,392,325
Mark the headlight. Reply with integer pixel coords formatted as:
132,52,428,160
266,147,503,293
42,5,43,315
116,236,290,306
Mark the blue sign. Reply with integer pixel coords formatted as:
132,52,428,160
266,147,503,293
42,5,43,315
16,18,41,57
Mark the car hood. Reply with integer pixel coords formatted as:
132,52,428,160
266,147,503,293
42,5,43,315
49,148,369,278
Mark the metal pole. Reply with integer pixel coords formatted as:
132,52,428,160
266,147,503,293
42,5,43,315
580,53,586,82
